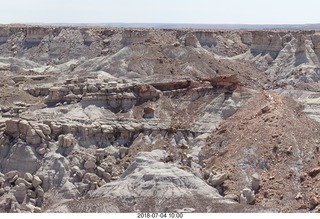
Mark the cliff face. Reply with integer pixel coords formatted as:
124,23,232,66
1,25,320,86
1,25,320,213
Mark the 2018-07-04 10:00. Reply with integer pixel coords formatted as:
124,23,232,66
137,213,184,218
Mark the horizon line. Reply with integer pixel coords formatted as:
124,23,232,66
2,22,320,31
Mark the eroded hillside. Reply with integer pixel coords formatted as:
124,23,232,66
1,25,320,213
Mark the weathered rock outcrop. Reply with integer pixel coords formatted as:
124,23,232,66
1,141,41,174
2,24,320,213
58,150,233,212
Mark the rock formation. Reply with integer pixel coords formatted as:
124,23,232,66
1,24,320,212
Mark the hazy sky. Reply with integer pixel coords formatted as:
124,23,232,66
1,0,320,24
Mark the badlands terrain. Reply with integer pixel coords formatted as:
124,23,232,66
1,24,320,212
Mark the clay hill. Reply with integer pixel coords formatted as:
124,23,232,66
1,24,320,213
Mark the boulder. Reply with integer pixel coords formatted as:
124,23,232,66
84,160,96,170
2,142,41,174
96,166,105,177
240,188,255,204
37,173,45,181
35,186,44,197
58,134,76,148
45,86,70,104
75,170,85,178
208,172,228,187
101,172,111,183
32,176,42,188
9,174,19,183
251,173,261,192
100,162,113,173
15,178,33,189
24,172,33,182
95,148,106,160
5,119,19,138
104,146,119,159
26,128,42,145
14,183,26,204
38,124,51,136
83,173,100,184
72,174,82,183
71,166,81,174
18,120,30,139
4,170,20,180
36,147,47,155
98,179,107,187
48,122,62,136
34,206,42,213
